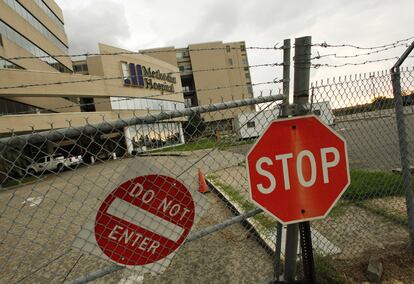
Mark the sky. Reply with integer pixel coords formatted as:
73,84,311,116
56,0,414,98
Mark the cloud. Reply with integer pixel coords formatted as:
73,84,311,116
56,0,131,54
56,0,414,86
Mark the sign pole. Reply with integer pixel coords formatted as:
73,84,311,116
293,35,315,283
283,35,313,283
248,36,349,284
299,222,316,283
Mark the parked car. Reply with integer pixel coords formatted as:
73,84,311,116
26,155,82,175
66,155,83,167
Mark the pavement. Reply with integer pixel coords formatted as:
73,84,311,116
0,150,274,284
1,106,413,283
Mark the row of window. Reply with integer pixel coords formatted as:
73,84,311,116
3,0,68,54
226,44,246,52
0,56,22,69
0,20,71,73
179,65,192,72
110,97,185,111
73,63,88,73
33,0,64,31
176,50,189,59
127,122,182,149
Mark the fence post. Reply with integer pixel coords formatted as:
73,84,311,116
281,39,291,117
283,36,312,282
391,62,414,251
273,39,291,283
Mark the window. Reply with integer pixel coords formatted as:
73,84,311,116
0,34,3,47
247,121,255,128
4,0,68,53
0,20,71,72
184,98,192,108
183,86,191,92
73,63,88,73
177,50,189,59
247,86,253,95
121,62,130,85
179,66,185,72
245,72,250,79
0,57,23,69
240,44,246,52
110,97,185,111
226,45,231,52
33,0,65,31
228,58,233,65
80,98,96,112
242,58,248,65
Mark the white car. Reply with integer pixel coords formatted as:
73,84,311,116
26,155,82,175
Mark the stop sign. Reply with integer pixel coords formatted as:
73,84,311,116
246,115,349,224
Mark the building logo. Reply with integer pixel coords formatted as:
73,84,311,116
122,62,176,94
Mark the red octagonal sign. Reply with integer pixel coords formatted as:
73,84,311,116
247,115,350,224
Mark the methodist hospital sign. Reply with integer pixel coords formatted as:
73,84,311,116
122,62,176,93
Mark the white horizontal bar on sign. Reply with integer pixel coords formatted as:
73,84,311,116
107,198,184,243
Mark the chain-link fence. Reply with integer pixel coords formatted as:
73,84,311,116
1,64,414,283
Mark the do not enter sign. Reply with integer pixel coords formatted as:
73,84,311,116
95,175,195,266
246,115,350,224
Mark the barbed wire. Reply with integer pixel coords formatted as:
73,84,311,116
310,35,414,50
0,80,280,117
4,45,281,61
311,55,414,69
0,62,281,91
310,42,410,61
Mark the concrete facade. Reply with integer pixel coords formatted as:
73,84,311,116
141,41,255,124
0,0,254,140
0,1,184,135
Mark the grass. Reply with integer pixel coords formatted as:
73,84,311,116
357,201,408,226
152,137,254,153
343,169,405,201
208,169,408,227
208,175,349,283
328,201,351,218
2,175,39,189
314,255,349,284
207,174,276,230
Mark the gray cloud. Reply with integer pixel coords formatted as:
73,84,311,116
57,0,131,54
56,0,414,85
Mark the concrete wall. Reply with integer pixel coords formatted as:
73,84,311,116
0,110,186,133
140,47,177,67
142,41,255,123
189,41,254,122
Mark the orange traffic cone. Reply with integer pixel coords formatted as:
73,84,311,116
198,169,209,193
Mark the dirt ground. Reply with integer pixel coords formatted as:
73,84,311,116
335,243,414,283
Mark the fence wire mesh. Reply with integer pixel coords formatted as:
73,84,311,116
1,67,414,283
